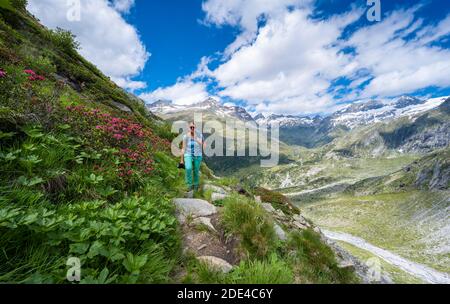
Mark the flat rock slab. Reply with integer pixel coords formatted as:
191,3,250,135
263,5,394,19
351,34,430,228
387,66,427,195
197,256,233,273
109,100,132,113
174,198,217,221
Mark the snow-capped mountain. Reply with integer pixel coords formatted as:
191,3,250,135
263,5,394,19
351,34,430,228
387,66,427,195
148,95,448,131
329,96,449,129
254,114,315,128
251,96,448,130
147,98,255,122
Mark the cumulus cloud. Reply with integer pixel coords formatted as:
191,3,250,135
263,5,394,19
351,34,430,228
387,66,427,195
346,9,450,98
202,0,313,56
200,0,450,114
140,80,209,105
111,0,135,13
139,56,214,105
28,0,149,91
210,7,362,114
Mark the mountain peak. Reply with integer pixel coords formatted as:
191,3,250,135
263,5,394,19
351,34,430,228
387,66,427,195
254,113,265,120
150,99,172,107
198,97,221,107
394,96,423,109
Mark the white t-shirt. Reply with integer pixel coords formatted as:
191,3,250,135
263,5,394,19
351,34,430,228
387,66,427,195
183,133,204,157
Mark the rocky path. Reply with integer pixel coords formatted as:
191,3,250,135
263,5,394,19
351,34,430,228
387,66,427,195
173,186,239,274
323,229,450,284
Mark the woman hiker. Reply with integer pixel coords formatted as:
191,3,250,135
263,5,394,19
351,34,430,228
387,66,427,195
180,122,206,195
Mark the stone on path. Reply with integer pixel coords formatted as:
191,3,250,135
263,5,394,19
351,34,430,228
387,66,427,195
192,217,217,232
173,198,217,224
197,256,233,273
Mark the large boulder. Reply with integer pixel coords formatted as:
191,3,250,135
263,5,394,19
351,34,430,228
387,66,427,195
173,199,217,224
109,100,132,113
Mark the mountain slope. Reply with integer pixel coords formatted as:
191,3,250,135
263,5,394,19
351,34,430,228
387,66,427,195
0,5,185,283
326,97,450,158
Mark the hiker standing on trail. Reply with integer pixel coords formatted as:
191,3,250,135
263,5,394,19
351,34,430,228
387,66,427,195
181,122,206,193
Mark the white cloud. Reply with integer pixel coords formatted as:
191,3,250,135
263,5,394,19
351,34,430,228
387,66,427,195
202,0,313,56
210,8,362,114
27,0,149,91
346,9,450,98
111,0,135,13
112,77,147,91
140,80,210,105
200,0,450,114
139,56,214,105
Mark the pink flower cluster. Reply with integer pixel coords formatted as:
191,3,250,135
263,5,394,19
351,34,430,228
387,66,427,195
96,117,147,141
65,105,169,178
24,69,46,81
0,69,6,78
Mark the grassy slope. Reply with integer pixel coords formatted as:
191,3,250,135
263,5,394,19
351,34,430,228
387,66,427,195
180,193,358,284
0,6,185,283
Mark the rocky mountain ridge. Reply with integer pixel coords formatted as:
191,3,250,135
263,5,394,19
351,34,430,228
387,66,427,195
148,95,448,130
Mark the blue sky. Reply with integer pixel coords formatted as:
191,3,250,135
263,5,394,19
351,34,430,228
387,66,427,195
28,0,450,115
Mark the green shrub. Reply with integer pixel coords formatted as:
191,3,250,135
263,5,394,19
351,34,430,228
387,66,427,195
183,254,293,284
28,56,57,76
285,230,359,284
254,187,300,216
11,0,27,11
0,195,180,283
221,194,277,259
48,28,80,54
230,254,293,284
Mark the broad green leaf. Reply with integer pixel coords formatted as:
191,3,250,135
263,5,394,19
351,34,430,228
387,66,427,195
87,241,105,259
70,243,90,255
